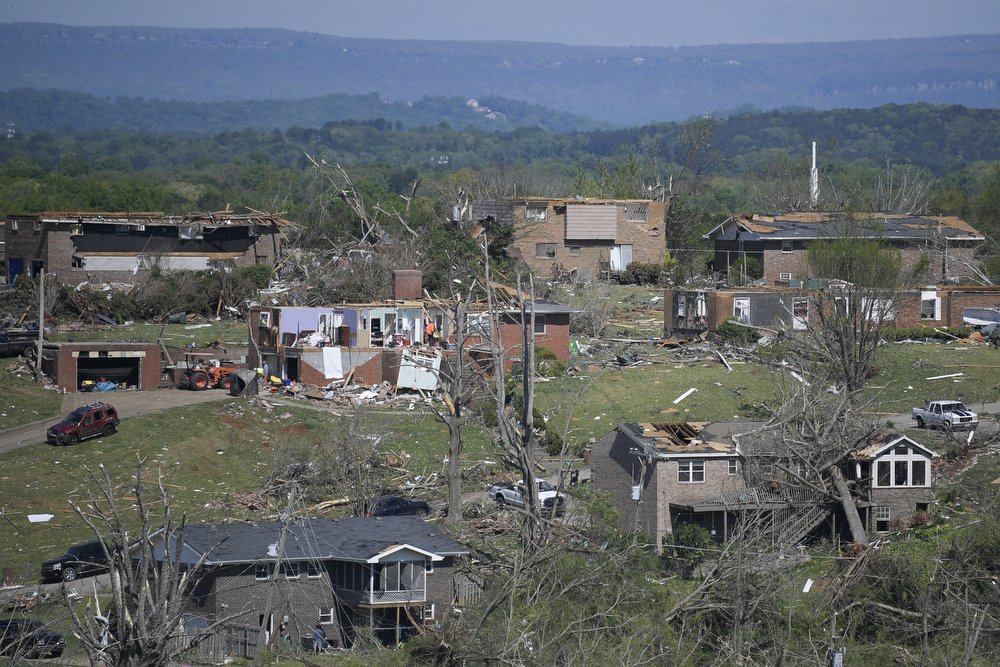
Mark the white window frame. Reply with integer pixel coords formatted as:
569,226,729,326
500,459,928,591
282,562,301,579
792,297,808,330
10,220,18,231
255,563,270,581
258,311,271,328
420,604,436,621
677,459,705,484
861,297,894,323
874,505,891,531
779,272,792,281
319,608,335,625
873,445,931,488
734,298,751,324
781,241,793,253
306,562,322,578
525,204,547,221
920,290,941,320
424,559,434,575
466,313,492,336
728,459,738,476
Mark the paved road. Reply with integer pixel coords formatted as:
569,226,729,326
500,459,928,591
0,389,234,454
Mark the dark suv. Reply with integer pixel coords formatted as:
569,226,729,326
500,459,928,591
41,540,111,583
0,619,65,659
47,402,119,445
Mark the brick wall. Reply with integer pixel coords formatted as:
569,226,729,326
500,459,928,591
392,270,423,300
509,200,666,279
869,487,934,531
52,342,162,392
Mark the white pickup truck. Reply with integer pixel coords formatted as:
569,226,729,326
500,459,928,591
911,400,978,431
487,479,566,516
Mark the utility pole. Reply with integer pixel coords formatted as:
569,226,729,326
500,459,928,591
35,268,46,383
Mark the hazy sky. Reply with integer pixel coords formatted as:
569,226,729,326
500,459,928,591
5,0,1000,47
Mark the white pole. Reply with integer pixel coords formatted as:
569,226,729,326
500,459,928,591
35,268,45,383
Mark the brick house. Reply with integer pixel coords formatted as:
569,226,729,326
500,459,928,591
664,284,1000,335
159,516,473,649
705,212,983,287
472,197,666,281
593,421,936,549
847,433,938,533
3,210,290,286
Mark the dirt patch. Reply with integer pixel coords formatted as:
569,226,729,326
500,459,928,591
282,424,308,435
221,415,248,430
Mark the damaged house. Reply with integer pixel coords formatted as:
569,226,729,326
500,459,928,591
593,422,938,550
3,210,290,286
472,197,666,281
704,211,983,287
158,516,474,652
248,270,575,389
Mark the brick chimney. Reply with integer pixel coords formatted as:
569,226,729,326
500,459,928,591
392,270,422,301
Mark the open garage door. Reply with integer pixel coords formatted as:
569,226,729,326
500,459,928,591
77,357,141,390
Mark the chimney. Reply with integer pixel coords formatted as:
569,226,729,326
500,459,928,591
392,270,422,301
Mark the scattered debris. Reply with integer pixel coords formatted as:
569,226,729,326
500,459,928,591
673,388,697,404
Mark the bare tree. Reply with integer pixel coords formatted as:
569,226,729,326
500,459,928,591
66,462,229,667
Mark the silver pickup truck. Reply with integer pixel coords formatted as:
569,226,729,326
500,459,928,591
911,400,978,431
487,479,566,516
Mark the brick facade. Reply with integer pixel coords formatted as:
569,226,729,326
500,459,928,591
501,198,666,280
42,342,163,392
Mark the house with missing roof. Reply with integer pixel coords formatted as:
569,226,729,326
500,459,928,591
704,212,984,287
592,422,938,550
3,209,290,286
471,197,667,281
157,516,473,654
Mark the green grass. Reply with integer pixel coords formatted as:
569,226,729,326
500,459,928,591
48,320,248,348
534,352,779,449
0,362,65,429
866,342,1000,414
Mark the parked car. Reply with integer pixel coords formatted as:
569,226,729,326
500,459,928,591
0,619,65,659
911,400,979,431
0,327,39,357
369,495,431,517
46,402,119,445
40,540,111,583
487,479,566,516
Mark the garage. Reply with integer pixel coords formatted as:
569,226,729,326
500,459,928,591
43,343,163,393
76,354,142,389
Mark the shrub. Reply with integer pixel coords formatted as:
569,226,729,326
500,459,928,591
237,264,273,289
729,256,763,285
716,317,760,345
619,262,667,286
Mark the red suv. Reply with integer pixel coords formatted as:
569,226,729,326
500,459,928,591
46,402,119,446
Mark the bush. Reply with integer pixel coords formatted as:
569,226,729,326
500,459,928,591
237,264,273,289
885,325,973,341
729,256,763,285
619,262,667,286
716,317,760,346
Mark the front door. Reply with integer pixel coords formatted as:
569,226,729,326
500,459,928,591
610,244,633,271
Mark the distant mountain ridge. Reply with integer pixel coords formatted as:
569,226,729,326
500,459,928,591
1,22,999,126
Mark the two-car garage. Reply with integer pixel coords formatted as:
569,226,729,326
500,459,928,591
40,342,163,393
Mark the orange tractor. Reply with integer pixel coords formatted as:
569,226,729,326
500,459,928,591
177,352,239,391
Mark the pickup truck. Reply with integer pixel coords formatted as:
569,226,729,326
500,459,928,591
487,479,566,516
0,327,39,357
911,400,978,431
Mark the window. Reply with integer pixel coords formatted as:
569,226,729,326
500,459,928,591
424,559,434,574
734,298,751,324
779,272,792,281
535,243,556,258
319,608,334,625
533,315,546,334
70,224,83,236
282,562,301,579
568,245,581,256
115,224,130,235
792,297,808,330
72,255,86,268
911,460,926,486
920,291,941,320
306,562,322,578
9,220,18,231
420,604,436,621
625,202,649,223
33,221,42,232
861,298,894,323
874,443,931,487
894,460,909,486
781,241,793,253
877,461,891,486
258,311,270,328
466,313,492,335
525,204,547,221
728,459,738,476
255,564,270,581
875,505,891,532
678,459,705,483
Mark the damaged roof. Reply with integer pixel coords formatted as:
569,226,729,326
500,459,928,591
851,432,939,461
9,209,297,228
704,212,984,242
618,421,739,458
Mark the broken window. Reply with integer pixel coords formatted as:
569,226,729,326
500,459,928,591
525,204,547,221
920,291,941,320
678,459,705,483
72,255,86,269
677,298,686,318
874,505,891,532
258,311,271,328
792,297,808,330
624,202,648,223
33,221,42,232
466,313,492,336
861,297,894,323
535,243,556,258
568,245,581,256
178,224,203,240
734,298,751,324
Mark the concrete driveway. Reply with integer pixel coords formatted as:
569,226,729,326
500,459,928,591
0,389,233,454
